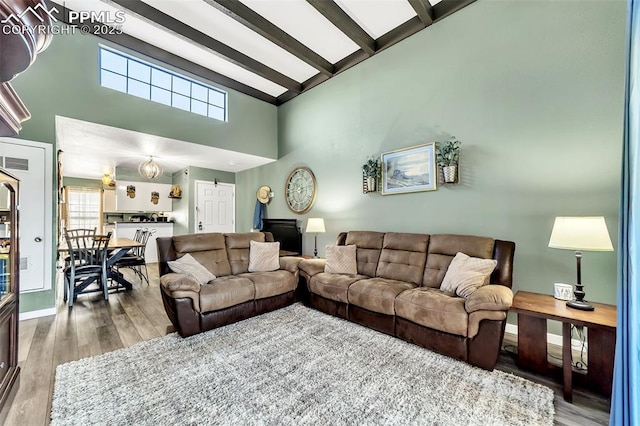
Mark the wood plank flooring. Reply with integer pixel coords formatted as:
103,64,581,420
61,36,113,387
4,267,610,425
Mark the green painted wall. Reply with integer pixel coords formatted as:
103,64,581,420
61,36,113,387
237,0,626,322
10,30,277,313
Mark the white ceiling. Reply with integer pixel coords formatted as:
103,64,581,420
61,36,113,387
49,0,469,180
55,116,275,179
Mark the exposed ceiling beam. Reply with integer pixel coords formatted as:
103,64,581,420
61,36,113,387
433,0,477,21
108,0,302,93
46,1,277,104
203,0,334,78
306,0,376,56
408,0,433,26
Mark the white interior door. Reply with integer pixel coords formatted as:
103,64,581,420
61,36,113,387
195,181,235,233
0,139,52,292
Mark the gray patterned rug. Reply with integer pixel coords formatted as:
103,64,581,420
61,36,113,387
51,303,554,425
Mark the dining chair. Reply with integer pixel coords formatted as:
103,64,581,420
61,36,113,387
63,231,112,307
113,228,155,285
63,228,96,268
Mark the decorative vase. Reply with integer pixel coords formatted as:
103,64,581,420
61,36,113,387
443,165,457,183
365,176,376,192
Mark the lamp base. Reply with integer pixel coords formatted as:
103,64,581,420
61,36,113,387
566,299,595,311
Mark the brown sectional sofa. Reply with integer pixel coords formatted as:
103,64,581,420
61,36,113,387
156,232,302,337
299,231,515,370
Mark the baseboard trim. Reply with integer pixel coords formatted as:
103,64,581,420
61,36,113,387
505,323,587,349
19,307,56,321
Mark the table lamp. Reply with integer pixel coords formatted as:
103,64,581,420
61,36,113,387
548,216,614,311
306,218,325,258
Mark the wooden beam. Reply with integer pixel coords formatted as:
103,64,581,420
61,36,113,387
376,16,425,53
306,0,376,56
407,0,433,26
109,0,301,93
47,2,278,105
432,0,477,21
203,0,334,77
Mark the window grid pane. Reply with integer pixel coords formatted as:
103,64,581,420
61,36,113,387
66,187,101,231
99,47,227,122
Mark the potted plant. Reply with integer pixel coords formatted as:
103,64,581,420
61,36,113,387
436,137,461,183
362,156,380,192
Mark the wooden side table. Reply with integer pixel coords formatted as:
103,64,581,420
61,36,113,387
511,291,616,402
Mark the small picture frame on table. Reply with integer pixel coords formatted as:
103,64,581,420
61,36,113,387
381,143,437,195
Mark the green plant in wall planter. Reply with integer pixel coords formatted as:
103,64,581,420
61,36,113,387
436,137,461,183
362,156,380,193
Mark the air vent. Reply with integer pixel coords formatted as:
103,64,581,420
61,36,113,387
19,257,27,270
4,157,28,171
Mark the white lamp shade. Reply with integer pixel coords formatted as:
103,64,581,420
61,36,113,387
306,218,325,233
548,216,614,251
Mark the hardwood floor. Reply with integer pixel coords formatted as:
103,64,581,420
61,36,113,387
5,267,610,425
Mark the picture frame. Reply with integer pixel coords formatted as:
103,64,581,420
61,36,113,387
381,143,437,195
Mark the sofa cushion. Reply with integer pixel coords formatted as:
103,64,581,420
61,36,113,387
345,231,385,277
422,234,495,288
239,270,297,299
440,252,497,298
199,276,255,313
225,232,266,275
172,233,232,277
167,254,216,285
395,287,468,337
248,240,280,272
376,233,429,285
348,278,416,315
325,245,357,274
309,272,368,303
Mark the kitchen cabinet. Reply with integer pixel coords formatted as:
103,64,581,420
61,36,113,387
114,222,173,263
115,181,172,212
103,189,116,212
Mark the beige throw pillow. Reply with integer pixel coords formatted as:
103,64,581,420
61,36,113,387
249,240,280,272
167,253,216,286
440,252,497,298
325,245,357,274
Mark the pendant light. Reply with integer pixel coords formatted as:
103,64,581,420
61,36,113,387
139,156,163,180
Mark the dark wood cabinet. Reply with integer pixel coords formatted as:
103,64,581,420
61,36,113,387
0,168,19,423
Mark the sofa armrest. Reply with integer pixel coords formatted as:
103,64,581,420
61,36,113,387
279,256,303,273
465,285,513,313
160,273,201,293
299,258,326,278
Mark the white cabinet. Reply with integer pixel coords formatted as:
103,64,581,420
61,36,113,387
114,222,173,263
115,180,172,212
103,189,116,212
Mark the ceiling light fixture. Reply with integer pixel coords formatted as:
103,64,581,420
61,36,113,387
101,173,114,186
139,156,163,180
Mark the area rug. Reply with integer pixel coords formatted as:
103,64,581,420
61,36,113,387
51,303,554,425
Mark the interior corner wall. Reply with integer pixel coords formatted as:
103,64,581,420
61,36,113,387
9,30,276,314
236,0,626,315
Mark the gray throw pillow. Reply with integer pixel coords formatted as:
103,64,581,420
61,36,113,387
248,240,280,272
440,252,497,298
325,245,357,274
167,253,216,286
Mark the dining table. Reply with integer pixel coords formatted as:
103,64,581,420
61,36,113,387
58,237,145,292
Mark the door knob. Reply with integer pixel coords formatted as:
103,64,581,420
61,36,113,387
198,221,203,231
34,237,42,242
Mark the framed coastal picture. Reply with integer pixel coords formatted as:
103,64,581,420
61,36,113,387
381,143,437,195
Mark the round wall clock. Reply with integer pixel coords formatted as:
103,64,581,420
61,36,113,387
285,167,317,214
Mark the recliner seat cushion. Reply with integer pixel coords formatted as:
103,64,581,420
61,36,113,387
376,232,429,285
199,275,255,312
395,287,468,337
239,270,297,299
348,278,416,315
423,235,495,288
172,233,232,277
309,272,368,303
345,231,385,277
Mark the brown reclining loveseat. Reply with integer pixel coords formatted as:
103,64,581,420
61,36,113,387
156,232,302,337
